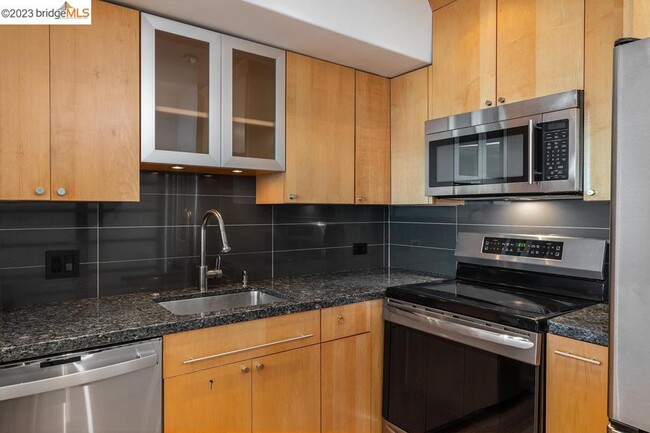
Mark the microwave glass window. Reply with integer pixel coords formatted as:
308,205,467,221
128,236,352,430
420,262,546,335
505,129,525,179
456,135,480,182
437,142,454,183
484,131,505,180
429,138,455,187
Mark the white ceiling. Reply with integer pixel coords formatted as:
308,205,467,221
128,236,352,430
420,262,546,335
117,0,432,77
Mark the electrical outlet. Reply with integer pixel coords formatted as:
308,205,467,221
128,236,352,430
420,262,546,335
353,243,368,255
45,250,80,279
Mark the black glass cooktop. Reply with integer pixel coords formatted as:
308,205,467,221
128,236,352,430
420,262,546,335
385,279,596,332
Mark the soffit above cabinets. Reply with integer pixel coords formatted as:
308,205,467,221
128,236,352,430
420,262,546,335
116,0,432,77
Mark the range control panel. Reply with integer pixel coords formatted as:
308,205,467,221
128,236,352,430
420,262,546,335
482,237,564,260
542,119,570,181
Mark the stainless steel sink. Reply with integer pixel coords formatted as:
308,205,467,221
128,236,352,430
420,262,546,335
158,290,285,315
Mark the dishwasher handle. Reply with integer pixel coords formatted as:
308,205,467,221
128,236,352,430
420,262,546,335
0,352,158,402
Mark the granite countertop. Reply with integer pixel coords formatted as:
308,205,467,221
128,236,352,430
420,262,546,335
547,303,609,347
0,268,441,364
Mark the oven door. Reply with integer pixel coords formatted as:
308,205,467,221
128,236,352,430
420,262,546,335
382,300,542,433
426,116,543,197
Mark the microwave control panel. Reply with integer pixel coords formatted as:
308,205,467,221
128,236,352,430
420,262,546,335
482,237,564,260
542,119,570,181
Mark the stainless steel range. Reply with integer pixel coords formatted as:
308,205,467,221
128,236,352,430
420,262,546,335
382,232,608,433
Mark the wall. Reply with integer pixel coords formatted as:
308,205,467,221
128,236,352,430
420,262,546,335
0,172,386,309
390,200,611,276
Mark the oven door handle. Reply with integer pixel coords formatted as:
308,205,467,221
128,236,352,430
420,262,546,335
385,303,535,350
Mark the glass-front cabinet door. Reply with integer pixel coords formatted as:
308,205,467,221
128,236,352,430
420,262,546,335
221,36,285,171
141,14,221,167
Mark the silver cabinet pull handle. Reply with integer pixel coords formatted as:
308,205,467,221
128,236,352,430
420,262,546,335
255,362,264,370
498,96,506,104
554,350,601,365
485,100,493,107
57,188,66,196
288,193,297,200
182,334,314,365
35,187,45,196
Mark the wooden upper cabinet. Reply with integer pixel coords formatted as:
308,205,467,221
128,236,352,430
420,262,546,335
164,361,252,433
496,0,585,105
50,0,140,201
430,0,497,119
355,71,390,205
0,26,50,201
624,0,650,38
546,334,609,433
285,52,355,204
584,0,623,201
391,68,429,204
257,53,355,204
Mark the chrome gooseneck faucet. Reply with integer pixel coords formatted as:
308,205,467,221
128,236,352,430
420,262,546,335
199,209,231,292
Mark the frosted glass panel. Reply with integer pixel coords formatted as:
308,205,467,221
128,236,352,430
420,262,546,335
231,49,275,159
155,30,209,154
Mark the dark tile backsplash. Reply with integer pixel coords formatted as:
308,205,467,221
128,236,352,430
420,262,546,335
390,200,610,277
0,170,611,308
0,173,386,308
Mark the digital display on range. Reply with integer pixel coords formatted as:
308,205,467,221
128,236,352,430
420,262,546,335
482,237,563,260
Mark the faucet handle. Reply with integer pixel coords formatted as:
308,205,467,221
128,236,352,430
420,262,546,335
206,255,224,279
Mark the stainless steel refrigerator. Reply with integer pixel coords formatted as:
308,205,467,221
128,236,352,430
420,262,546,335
609,37,650,433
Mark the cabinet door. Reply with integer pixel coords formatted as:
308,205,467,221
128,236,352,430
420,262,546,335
164,361,252,433
252,344,320,433
141,13,221,168
355,71,390,205
222,35,285,171
322,333,371,433
284,52,355,204
546,334,608,433
50,0,140,201
429,0,497,119
391,68,429,205
625,0,650,38
496,0,584,105
584,0,623,201
0,26,50,201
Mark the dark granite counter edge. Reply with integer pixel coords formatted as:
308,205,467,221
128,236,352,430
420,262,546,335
547,321,609,347
0,290,385,364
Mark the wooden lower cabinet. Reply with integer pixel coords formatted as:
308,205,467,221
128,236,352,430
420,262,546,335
322,333,372,433
164,361,252,433
546,334,609,433
252,345,321,433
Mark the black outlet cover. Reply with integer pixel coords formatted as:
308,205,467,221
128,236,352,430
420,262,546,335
45,250,80,279
353,243,368,255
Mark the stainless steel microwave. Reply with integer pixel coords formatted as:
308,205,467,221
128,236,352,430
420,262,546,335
425,90,583,198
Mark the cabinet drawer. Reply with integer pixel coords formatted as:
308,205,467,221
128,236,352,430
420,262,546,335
321,302,371,342
163,310,320,378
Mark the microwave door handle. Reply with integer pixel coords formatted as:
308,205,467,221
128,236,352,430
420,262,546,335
528,119,535,184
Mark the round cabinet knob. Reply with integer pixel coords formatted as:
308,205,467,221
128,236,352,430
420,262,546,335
34,187,45,196
485,100,493,107
288,194,297,200
586,189,596,196
337,315,345,325
56,188,66,196
498,97,506,104
241,365,250,374
356,197,365,203
255,362,264,370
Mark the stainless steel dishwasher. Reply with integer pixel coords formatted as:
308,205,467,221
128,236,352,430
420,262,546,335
0,338,161,433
